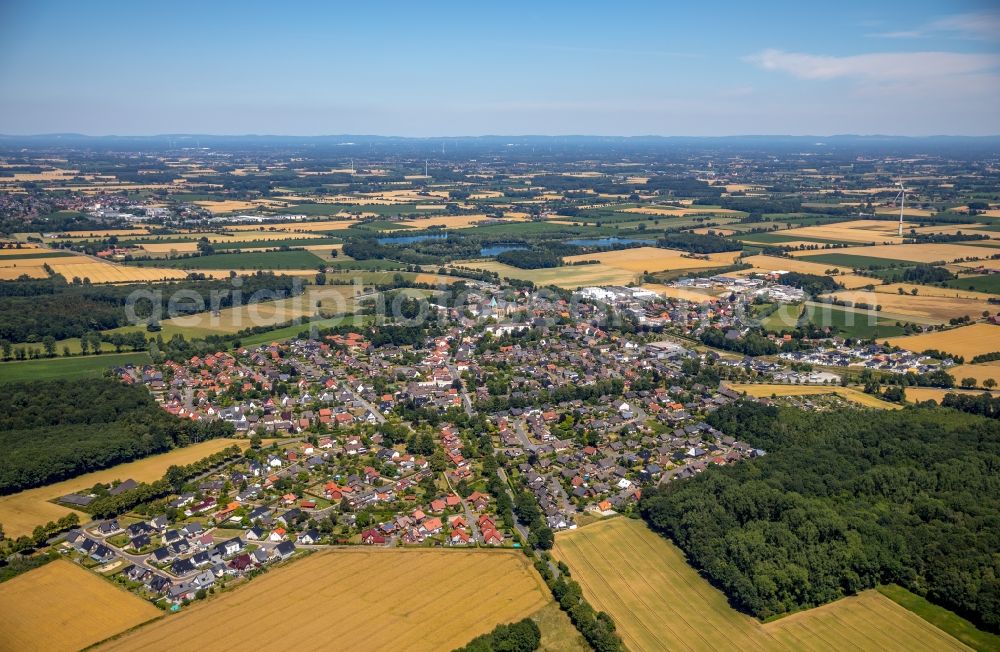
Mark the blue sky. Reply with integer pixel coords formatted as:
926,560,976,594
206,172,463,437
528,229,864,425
1,0,998,136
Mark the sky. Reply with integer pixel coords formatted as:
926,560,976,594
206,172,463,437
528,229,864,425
0,0,998,136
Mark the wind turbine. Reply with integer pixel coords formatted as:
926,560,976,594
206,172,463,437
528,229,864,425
892,182,907,237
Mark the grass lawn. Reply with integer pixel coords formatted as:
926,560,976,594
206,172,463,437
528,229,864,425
878,584,1000,652
132,249,324,269
0,351,150,382
797,252,922,269
237,314,367,348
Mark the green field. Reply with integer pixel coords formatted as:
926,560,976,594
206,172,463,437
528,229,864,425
804,303,907,339
213,236,343,250
327,258,408,270
0,352,150,383
942,274,1000,294
797,252,921,269
237,314,366,347
133,249,324,269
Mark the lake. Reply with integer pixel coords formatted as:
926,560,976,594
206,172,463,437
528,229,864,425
377,233,448,245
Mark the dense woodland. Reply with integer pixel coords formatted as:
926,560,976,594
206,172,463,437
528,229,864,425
0,273,303,344
640,401,1000,631
0,378,234,494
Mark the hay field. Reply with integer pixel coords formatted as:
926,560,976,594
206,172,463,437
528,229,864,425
457,260,638,288
953,258,1000,272
0,266,47,279
0,439,247,538
227,220,359,232
395,214,525,229
884,323,1000,358
875,283,996,301
792,243,996,264
122,286,358,337
553,518,964,652
779,220,904,244
726,383,900,409
46,259,190,283
743,255,850,276
194,199,284,213
0,561,160,652
875,206,935,217
948,361,1000,386
640,283,723,303
823,290,988,323
563,247,741,273
905,387,996,403
99,549,550,652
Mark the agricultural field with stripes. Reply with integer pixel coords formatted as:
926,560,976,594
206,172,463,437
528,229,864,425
553,518,968,652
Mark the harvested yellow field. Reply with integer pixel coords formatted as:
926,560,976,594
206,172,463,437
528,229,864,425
563,247,741,273
874,283,995,301
875,205,935,217
227,219,359,232
953,258,1000,272
692,227,736,236
824,290,988,323
50,228,149,238
0,439,247,538
395,214,526,229
621,206,741,217
99,549,550,652
46,260,189,283
948,361,1000,386
744,254,848,275
412,272,463,285
780,221,903,244
884,323,1000,358
726,383,900,409
640,283,723,303
456,260,638,288
793,243,997,264
764,591,968,651
0,266,47,279
553,518,965,652
194,199,284,214
140,241,199,254
905,387,996,403
0,561,160,652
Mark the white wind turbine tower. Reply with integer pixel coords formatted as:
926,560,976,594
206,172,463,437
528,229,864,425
893,181,907,237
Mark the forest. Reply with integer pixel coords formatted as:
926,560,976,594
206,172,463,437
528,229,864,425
640,401,1000,632
0,378,234,494
655,232,742,254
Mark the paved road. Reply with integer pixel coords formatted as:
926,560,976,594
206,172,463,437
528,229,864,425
340,382,386,423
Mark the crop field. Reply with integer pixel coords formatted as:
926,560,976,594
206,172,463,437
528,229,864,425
98,549,551,651
794,252,933,269
134,249,324,269
943,274,1000,294
803,302,909,337
226,219,360,232
47,259,190,283
456,260,638,288
562,247,741,273
726,383,900,409
0,351,150,383
740,255,873,288
884,323,1000,358
822,290,988,323
0,439,246,538
777,220,909,244
639,283,724,303
874,283,996,301
0,560,161,652
0,265,47,279
947,361,1000,387
795,243,997,265
620,206,743,217
904,387,996,403
393,213,527,229
553,518,965,652
194,199,286,213
109,286,358,339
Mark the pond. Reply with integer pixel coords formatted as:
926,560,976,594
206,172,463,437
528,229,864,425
480,244,528,256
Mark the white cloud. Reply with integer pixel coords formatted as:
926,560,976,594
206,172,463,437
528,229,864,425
745,49,1000,81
